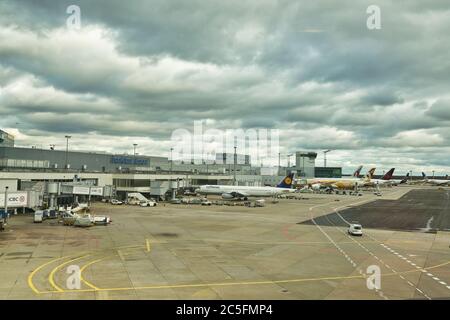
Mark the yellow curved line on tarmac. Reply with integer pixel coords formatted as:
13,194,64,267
30,237,450,295
78,246,151,291
79,258,106,290
28,244,147,294
27,256,69,294
47,258,450,295
48,254,91,292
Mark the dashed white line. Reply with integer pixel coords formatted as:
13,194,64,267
309,203,389,300
363,233,450,294
331,207,434,300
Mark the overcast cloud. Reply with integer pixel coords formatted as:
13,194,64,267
0,0,449,174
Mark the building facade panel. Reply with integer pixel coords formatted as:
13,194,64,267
0,130,14,147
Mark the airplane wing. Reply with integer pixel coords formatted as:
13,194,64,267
229,191,250,198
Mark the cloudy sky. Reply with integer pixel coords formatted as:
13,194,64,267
0,0,449,175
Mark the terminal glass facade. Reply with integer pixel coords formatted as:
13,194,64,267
315,167,342,178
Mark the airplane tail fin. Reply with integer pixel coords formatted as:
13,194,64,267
353,165,363,177
364,168,376,180
382,168,395,180
400,172,409,184
277,173,295,189
422,172,427,179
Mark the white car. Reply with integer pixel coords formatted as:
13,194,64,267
139,200,157,207
348,223,363,236
201,200,212,206
92,215,111,225
110,199,123,205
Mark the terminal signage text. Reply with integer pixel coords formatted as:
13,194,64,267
111,156,149,166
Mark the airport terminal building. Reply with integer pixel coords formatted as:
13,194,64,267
0,139,264,202
0,130,14,147
0,129,341,205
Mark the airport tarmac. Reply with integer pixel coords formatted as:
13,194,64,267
0,186,449,300
302,188,450,233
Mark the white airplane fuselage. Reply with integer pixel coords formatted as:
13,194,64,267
425,179,450,186
365,179,395,186
197,185,295,197
299,177,369,189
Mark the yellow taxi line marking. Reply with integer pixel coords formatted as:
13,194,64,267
39,259,450,294
27,256,68,294
27,245,147,294
117,249,125,261
48,254,91,292
79,241,154,291
79,258,107,290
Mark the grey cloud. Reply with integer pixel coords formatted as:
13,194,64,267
361,89,404,106
426,99,450,120
0,0,449,173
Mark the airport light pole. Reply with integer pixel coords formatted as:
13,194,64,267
323,150,331,167
170,147,173,174
3,187,9,226
278,152,281,175
233,145,237,186
65,135,71,170
133,143,138,171
432,170,435,178
287,154,293,168
170,147,174,200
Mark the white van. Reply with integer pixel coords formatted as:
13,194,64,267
34,210,44,223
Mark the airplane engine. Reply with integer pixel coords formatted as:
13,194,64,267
221,193,234,200
311,183,322,190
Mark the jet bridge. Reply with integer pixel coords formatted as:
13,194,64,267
46,182,115,207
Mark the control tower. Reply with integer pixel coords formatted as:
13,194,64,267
295,151,317,178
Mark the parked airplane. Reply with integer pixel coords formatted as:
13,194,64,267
304,168,376,190
421,172,450,186
352,165,364,178
390,172,410,185
196,173,296,200
365,168,398,186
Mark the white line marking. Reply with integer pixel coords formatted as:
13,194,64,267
331,203,434,300
309,201,389,300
